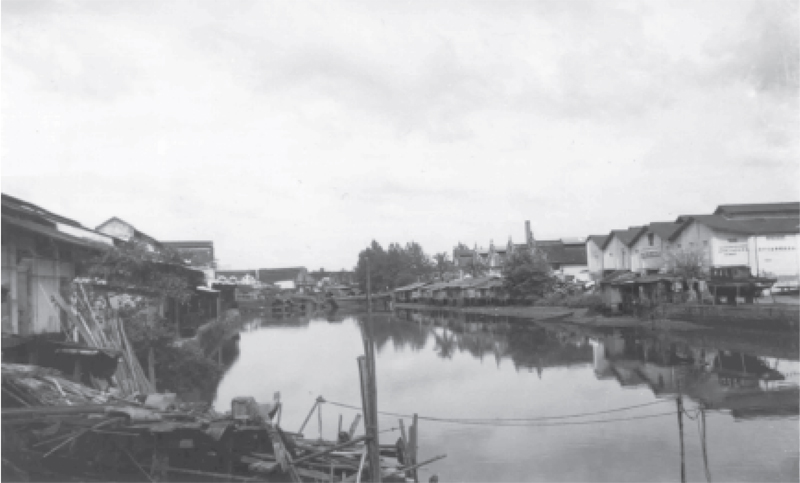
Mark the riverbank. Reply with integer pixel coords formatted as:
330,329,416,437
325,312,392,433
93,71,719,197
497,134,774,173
395,302,760,332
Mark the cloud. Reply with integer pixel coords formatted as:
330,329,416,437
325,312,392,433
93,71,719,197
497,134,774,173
2,0,798,269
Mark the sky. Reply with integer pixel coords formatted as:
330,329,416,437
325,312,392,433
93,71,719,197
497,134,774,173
2,0,799,270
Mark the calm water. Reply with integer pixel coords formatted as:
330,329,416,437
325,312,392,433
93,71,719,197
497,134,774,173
213,309,799,482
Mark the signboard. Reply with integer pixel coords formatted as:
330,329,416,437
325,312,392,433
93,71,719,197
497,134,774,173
640,249,661,259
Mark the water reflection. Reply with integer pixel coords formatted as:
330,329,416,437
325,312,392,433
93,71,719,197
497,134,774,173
593,332,799,420
214,309,799,482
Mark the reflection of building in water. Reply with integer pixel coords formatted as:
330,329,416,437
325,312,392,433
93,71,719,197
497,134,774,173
592,334,799,419
389,309,593,372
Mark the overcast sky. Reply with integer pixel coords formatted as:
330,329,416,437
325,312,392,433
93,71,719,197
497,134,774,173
2,0,798,270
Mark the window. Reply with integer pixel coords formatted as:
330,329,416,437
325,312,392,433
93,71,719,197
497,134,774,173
767,236,785,240
703,240,708,247
647,233,654,246
689,242,695,247
728,238,738,243
677,243,682,249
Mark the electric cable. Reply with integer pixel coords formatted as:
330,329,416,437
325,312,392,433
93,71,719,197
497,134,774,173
323,398,682,427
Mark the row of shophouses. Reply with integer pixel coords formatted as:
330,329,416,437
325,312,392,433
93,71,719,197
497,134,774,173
1,193,352,336
444,202,800,294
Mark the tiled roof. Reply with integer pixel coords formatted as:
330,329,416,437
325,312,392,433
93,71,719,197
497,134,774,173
672,215,800,239
714,202,799,216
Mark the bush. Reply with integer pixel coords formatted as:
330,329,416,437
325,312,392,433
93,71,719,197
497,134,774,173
122,309,223,399
535,292,605,311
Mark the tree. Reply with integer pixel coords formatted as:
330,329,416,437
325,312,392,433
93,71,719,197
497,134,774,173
85,240,199,303
462,254,488,278
354,240,435,290
433,252,455,281
663,247,708,278
502,248,555,300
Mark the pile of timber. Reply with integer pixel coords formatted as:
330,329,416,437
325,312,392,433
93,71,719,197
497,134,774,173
2,363,115,407
48,284,154,396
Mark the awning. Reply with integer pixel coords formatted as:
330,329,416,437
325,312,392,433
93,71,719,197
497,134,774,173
196,286,220,293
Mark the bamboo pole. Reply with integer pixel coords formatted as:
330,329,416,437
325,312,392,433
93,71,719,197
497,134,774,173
348,414,362,439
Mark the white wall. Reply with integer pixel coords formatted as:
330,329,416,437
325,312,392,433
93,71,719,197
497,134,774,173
603,236,630,270
750,234,800,288
631,232,668,274
587,240,604,276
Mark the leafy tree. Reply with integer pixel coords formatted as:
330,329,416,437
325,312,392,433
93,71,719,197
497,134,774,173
354,240,435,290
663,247,708,278
433,252,455,281
502,248,555,300
85,240,199,303
462,254,488,278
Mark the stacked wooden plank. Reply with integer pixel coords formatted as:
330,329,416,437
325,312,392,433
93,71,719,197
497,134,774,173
47,284,154,396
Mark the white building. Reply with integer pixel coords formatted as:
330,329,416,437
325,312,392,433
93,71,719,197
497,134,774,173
629,222,683,275
600,227,645,272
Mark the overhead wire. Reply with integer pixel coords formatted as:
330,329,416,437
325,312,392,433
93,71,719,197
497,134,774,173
323,398,684,427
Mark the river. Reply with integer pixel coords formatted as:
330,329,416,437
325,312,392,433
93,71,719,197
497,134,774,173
212,309,799,482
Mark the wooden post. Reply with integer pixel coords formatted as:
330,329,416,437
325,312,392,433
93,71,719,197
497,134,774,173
358,356,381,482
338,414,343,438
677,396,686,483
9,244,19,334
298,398,321,436
148,347,157,392
410,414,419,482
349,414,362,439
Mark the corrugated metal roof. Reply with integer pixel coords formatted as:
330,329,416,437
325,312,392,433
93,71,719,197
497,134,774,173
714,202,800,216
672,215,800,239
630,222,683,245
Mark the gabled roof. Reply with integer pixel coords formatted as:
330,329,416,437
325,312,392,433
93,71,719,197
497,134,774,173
714,202,800,217
601,226,646,249
96,216,161,246
587,235,608,247
630,222,683,245
672,215,800,239
2,193,115,247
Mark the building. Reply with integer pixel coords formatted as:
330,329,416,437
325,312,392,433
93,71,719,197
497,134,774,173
2,194,116,335
215,270,259,285
629,222,683,275
600,227,646,271
671,213,799,289
586,235,608,279
312,269,356,287
258,267,316,293
163,240,215,285
96,217,162,251
714,202,800,220
536,238,588,279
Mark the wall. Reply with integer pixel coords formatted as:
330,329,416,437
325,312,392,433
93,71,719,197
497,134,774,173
97,219,135,241
670,221,714,268
631,232,668,274
750,234,800,288
602,236,630,270
586,240,604,276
